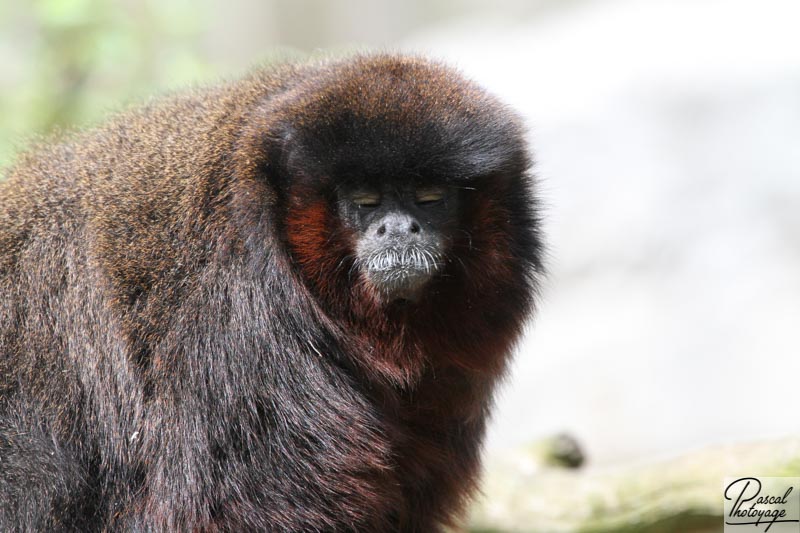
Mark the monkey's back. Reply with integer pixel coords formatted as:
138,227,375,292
0,64,294,269
0,63,302,363
0,66,304,527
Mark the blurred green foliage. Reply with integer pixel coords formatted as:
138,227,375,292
0,0,213,167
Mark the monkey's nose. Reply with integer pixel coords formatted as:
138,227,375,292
376,213,421,238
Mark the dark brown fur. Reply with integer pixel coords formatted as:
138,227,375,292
0,54,543,531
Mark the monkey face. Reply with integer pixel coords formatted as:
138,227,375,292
337,182,459,302
265,56,537,323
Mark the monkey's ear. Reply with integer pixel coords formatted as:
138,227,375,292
225,119,307,252
233,110,302,196
256,120,336,196
260,124,297,187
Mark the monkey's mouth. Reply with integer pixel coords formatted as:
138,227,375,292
358,247,443,301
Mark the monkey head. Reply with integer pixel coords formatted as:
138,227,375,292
240,56,536,322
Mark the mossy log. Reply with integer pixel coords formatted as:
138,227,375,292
468,437,800,533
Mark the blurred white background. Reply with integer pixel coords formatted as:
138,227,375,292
2,0,799,466
401,0,800,465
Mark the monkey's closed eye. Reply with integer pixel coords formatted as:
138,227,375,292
415,187,446,205
352,192,382,207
